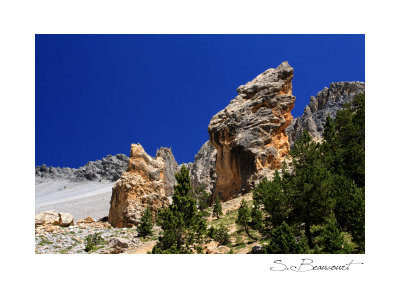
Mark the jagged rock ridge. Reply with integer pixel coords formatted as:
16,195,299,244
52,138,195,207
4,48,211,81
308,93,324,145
286,81,365,145
108,144,178,227
208,61,296,201
35,154,129,182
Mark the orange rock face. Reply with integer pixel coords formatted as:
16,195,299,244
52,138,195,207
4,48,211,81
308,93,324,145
208,62,295,201
108,144,175,227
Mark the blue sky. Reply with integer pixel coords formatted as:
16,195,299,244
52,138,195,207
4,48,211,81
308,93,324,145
35,34,365,168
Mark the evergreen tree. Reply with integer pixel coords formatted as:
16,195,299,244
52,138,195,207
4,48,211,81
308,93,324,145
250,202,264,233
212,194,223,219
152,165,206,254
296,236,310,254
252,170,289,230
330,174,365,251
265,222,297,254
236,200,257,240
193,185,209,212
319,214,350,254
288,131,335,247
137,206,153,237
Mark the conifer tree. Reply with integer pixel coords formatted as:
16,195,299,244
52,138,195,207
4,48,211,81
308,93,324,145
212,194,223,219
137,206,153,237
319,214,350,254
288,131,335,247
152,165,206,254
252,170,289,230
236,199,257,240
265,221,297,254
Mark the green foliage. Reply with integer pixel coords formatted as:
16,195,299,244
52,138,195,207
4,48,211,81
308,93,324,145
250,203,264,232
296,236,311,254
252,170,289,230
319,215,351,254
321,92,365,251
213,224,231,246
236,199,257,240
322,92,365,187
137,206,153,237
213,194,223,219
331,174,365,251
192,186,210,212
287,130,335,247
152,165,207,254
265,222,298,254
84,233,105,252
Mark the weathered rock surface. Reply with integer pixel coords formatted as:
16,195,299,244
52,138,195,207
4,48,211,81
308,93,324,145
286,81,365,145
35,210,74,227
59,212,74,227
208,61,296,200
35,154,129,182
35,211,60,226
108,144,176,227
155,147,178,196
190,141,217,195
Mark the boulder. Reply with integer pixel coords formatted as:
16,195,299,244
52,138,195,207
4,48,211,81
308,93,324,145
107,237,129,249
208,61,296,200
59,212,74,227
35,211,60,226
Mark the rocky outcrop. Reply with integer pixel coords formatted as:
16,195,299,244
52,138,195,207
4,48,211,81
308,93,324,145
35,211,74,227
108,144,177,227
208,61,296,201
286,81,365,145
155,147,178,196
35,154,129,182
190,141,217,195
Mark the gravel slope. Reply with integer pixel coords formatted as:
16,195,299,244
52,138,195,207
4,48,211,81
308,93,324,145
35,178,114,220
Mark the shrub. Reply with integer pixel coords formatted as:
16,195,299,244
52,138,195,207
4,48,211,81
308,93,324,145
213,224,230,246
84,233,105,252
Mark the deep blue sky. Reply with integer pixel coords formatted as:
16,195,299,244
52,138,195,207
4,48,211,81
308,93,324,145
36,35,365,168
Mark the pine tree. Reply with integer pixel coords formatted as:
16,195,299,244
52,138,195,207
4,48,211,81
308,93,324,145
288,131,335,247
137,206,153,237
331,174,365,251
319,214,350,254
296,236,310,254
265,222,297,254
212,194,223,219
250,203,264,233
152,165,206,254
252,170,289,230
193,185,209,212
236,199,257,240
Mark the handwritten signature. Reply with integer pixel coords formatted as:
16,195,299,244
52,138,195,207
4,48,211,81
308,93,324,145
270,259,364,272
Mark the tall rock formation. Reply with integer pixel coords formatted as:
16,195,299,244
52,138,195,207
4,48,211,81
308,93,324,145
208,61,296,201
286,81,365,145
190,141,217,195
108,144,178,227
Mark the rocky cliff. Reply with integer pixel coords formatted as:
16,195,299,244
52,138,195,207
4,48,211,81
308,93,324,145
208,61,296,201
108,144,177,227
35,154,129,182
286,81,365,145
190,141,217,195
